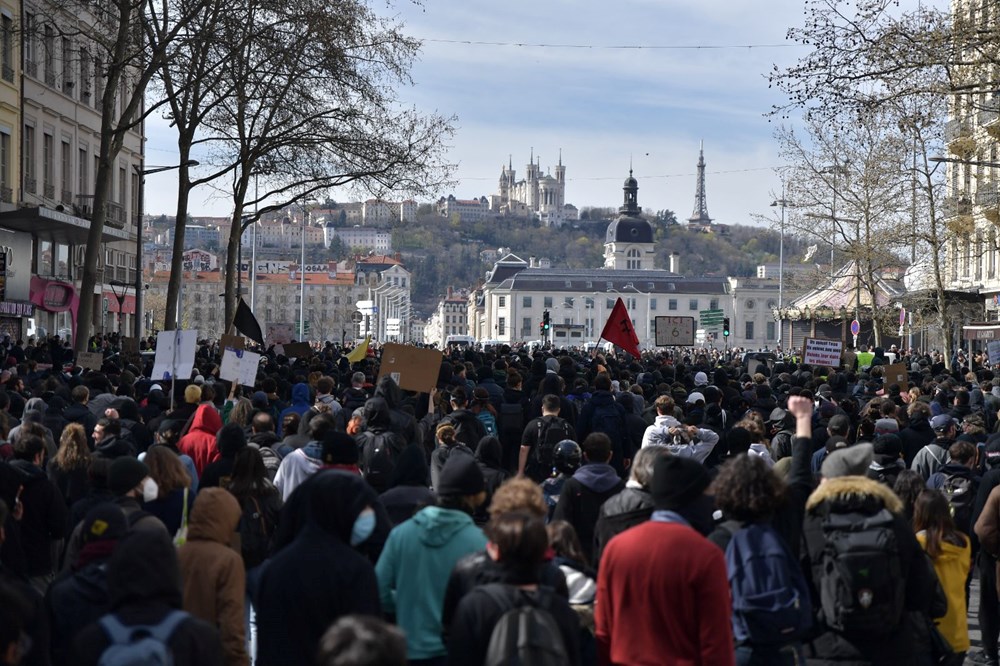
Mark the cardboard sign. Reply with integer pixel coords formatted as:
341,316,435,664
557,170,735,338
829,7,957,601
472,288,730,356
220,334,244,351
220,348,261,386
801,337,843,368
882,362,910,389
376,343,442,394
282,342,312,359
120,337,140,366
151,330,198,381
77,351,103,371
265,323,294,346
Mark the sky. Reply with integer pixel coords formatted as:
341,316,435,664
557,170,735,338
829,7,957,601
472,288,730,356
141,0,942,227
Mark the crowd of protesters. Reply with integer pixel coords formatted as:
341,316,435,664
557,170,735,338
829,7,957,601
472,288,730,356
0,331,998,665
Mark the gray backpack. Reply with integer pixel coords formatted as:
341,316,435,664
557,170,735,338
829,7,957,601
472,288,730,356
97,610,188,666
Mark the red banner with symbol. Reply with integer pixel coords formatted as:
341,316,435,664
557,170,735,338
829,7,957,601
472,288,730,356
599,297,641,359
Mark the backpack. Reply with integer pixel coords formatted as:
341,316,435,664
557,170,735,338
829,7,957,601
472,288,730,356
818,507,905,636
361,431,398,491
97,609,189,666
941,472,975,533
477,410,498,437
725,522,812,645
481,584,570,666
589,402,625,448
257,446,282,482
535,417,573,468
239,495,275,569
497,403,525,441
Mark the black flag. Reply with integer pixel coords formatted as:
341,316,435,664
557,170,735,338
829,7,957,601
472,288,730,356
233,298,265,346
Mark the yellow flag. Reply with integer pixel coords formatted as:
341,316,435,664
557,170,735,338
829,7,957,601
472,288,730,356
346,336,370,363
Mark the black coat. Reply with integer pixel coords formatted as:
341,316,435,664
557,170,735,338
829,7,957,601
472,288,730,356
898,419,935,468
255,472,381,666
71,530,224,666
7,459,67,577
593,486,654,566
45,558,112,665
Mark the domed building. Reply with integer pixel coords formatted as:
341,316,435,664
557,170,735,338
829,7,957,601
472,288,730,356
604,170,656,270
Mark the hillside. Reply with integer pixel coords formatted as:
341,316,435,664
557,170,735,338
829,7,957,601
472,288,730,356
392,213,811,317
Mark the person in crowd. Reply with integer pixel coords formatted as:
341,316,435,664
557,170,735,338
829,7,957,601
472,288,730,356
46,423,91,507
142,444,195,538
90,418,134,460
641,394,720,463
438,387,486,449
376,455,487,665
552,432,625,564
802,440,934,663
473,435,510,525
70,529,224,665
64,386,97,449
894,469,927,524
379,443,434,526
542,439,582,519
430,423,473,491
915,489,970,663
576,373,633,476
177,487,248,666
45,504,126,665
256,471,381,666
447,512,581,665
200,422,248,489
912,414,958,480
315,615,407,666
355,397,406,494
596,455,734,665
547,520,597,664
900,401,936,468
178,402,224,475
519,393,575,483
594,445,666,564
145,418,199,492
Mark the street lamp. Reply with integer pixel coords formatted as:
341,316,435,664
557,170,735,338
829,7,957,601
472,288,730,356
132,159,199,339
109,279,128,334
770,192,788,347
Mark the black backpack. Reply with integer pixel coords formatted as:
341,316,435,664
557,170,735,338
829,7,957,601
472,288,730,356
941,472,975,534
481,584,570,666
589,402,625,447
238,495,276,569
361,431,399,491
498,402,525,441
535,416,573,468
818,507,904,636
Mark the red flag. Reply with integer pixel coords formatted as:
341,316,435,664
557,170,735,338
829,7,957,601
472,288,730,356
599,297,641,359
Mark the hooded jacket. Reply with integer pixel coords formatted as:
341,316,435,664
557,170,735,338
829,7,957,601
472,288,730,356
46,538,117,665
802,476,933,665
642,414,721,463
71,530,224,666
273,439,322,501
9,457,67,577
916,531,970,653
92,433,135,460
178,404,223,474
63,402,98,448
177,488,247,666
898,418,935,467
379,444,435,526
553,463,625,564
374,376,422,448
473,436,510,525
256,471,381,666
277,383,311,438
355,397,407,493
376,505,487,660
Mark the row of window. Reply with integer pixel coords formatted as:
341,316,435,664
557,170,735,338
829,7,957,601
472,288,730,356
498,295,722,311
501,316,779,341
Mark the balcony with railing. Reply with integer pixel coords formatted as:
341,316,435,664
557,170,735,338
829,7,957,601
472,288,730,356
945,117,976,155
1,187,11,203
1,64,12,83
61,189,72,205
24,177,36,194
978,182,1000,224
943,195,975,235
43,183,54,199
76,195,125,229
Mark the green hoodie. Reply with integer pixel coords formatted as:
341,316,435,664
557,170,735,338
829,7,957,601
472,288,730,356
376,505,487,659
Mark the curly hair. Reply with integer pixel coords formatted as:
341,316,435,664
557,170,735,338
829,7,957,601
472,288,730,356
734,416,765,443
53,423,90,471
711,453,786,522
488,476,546,519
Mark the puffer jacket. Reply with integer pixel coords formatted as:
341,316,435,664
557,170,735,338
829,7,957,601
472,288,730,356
177,487,247,666
178,404,223,474
802,475,933,665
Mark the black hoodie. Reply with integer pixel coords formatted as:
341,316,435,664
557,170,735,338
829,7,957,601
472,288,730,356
255,471,381,666
8,458,67,577
379,445,435,526
373,376,421,448
474,436,510,525
70,530,224,665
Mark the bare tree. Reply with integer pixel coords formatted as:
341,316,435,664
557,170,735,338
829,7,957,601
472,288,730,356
193,0,454,330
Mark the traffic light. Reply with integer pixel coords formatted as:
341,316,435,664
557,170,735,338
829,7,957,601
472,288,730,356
723,317,730,337
542,310,551,331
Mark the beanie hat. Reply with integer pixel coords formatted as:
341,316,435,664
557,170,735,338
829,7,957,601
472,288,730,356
322,431,358,466
436,452,485,497
216,422,247,456
874,418,900,435
184,385,202,404
108,456,149,495
651,455,711,511
821,443,874,479
80,503,128,544
251,391,269,409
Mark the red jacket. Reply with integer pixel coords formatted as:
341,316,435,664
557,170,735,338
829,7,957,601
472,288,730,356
178,404,223,475
596,520,734,666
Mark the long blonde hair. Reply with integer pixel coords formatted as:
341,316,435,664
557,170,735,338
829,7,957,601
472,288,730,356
53,423,90,471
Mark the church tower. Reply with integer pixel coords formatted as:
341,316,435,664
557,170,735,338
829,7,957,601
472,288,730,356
688,141,713,227
554,149,566,208
603,170,656,270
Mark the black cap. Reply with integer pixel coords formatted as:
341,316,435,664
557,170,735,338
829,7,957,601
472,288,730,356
651,455,710,511
108,457,149,496
81,503,128,545
436,452,485,497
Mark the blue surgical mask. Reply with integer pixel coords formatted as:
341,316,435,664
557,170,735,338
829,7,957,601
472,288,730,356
350,508,376,546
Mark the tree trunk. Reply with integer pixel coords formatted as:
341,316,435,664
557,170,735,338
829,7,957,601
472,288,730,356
223,201,247,330
164,153,193,330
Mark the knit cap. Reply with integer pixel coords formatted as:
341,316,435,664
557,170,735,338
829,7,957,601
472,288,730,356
821,443,874,479
108,457,149,495
651,455,710,511
436,452,485,497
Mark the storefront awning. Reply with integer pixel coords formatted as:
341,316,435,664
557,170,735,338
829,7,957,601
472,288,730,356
0,206,129,245
963,323,1000,340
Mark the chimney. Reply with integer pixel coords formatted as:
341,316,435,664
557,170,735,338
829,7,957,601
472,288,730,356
529,256,536,268
669,253,680,274
447,286,453,299
394,251,402,262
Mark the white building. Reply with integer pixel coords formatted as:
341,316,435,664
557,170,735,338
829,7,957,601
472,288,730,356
437,195,491,222
325,224,392,253
495,150,575,226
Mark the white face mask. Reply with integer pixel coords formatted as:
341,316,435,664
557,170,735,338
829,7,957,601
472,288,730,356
141,477,159,503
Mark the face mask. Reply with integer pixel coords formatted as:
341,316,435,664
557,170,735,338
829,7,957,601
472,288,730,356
141,478,159,503
350,508,376,546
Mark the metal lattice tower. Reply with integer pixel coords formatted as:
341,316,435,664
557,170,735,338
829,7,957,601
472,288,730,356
688,141,713,225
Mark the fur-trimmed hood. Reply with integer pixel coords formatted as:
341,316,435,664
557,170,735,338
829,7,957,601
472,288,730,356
805,474,903,515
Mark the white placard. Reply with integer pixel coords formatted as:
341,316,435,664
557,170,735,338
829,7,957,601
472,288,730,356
220,347,261,386
802,337,843,368
654,316,695,346
151,330,198,381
